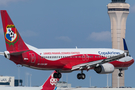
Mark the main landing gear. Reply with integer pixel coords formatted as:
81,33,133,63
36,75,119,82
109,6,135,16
118,69,123,77
53,70,62,79
77,70,86,80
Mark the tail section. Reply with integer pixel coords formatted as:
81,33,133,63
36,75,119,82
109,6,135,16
41,71,59,90
123,38,128,51
0,10,29,51
123,38,129,56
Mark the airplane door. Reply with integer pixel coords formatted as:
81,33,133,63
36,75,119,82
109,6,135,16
86,54,89,61
22,52,30,65
82,54,85,61
29,53,36,63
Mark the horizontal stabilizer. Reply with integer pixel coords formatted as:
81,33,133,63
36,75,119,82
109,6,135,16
10,50,30,55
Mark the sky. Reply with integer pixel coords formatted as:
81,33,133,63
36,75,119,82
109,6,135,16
0,0,135,88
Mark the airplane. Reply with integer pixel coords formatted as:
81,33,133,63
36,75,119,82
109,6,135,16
0,10,134,80
0,71,59,90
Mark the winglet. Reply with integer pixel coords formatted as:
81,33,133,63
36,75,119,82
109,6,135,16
123,38,128,51
41,71,59,90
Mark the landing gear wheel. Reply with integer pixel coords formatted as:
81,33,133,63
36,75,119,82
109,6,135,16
53,72,62,79
118,73,122,77
57,73,62,79
77,73,82,79
81,73,86,79
118,69,123,77
77,73,86,79
53,73,58,78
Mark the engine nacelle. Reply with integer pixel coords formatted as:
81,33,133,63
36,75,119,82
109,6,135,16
4,51,10,59
94,63,114,74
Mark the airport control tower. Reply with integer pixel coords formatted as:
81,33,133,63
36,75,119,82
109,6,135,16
107,0,130,88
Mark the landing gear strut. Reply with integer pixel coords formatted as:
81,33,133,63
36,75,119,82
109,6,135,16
53,70,62,79
77,70,86,80
118,69,123,77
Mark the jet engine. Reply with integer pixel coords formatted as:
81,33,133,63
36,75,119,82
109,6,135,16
94,63,114,74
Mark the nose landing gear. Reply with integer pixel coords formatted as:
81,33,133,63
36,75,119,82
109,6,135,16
118,69,123,77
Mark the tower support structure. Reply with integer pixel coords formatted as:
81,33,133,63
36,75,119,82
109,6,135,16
107,0,130,88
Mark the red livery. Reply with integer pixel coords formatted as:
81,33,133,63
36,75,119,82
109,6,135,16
0,10,134,80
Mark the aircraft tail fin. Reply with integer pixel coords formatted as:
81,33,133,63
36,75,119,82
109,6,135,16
0,10,29,52
41,71,59,90
123,38,128,51
123,38,130,56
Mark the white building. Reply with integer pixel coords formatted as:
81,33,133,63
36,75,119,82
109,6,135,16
0,76,14,87
107,0,130,88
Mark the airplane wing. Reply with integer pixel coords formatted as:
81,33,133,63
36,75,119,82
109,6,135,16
72,38,129,71
72,53,126,71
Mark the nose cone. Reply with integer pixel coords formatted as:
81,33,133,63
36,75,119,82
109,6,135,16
122,57,134,67
130,59,134,66
126,58,134,67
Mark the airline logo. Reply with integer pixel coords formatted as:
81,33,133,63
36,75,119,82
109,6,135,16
98,51,120,55
5,25,19,46
50,74,58,86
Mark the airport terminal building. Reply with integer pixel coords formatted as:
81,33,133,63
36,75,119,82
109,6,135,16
0,76,22,87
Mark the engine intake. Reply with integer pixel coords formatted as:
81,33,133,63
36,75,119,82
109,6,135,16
94,63,114,74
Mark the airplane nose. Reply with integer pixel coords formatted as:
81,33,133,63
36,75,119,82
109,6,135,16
124,59,134,67
130,59,134,65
